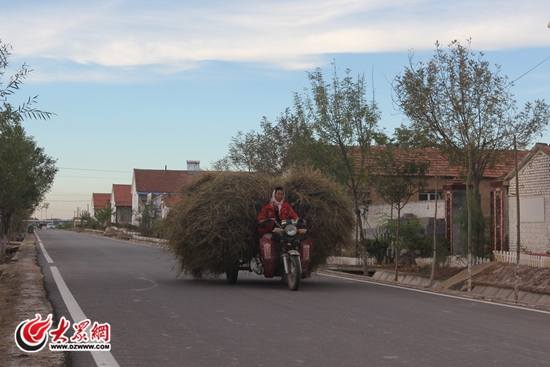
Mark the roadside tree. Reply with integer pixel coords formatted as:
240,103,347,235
0,113,56,253
369,146,429,280
290,64,381,253
393,39,550,254
0,40,56,255
137,201,158,238
212,113,306,175
94,205,113,228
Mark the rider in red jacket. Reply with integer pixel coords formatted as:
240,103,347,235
258,186,298,236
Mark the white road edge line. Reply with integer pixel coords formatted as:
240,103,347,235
50,267,121,366
320,272,550,315
34,233,54,264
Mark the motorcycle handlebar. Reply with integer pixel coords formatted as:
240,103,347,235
258,218,274,225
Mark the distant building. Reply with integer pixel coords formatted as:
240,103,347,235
111,184,132,224
91,193,111,216
131,161,199,224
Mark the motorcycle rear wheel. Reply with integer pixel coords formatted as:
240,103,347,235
226,265,238,284
287,256,301,291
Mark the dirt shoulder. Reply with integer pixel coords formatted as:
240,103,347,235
0,234,67,367
336,261,550,295
471,262,550,294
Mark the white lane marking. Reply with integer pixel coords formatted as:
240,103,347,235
320,272,550,315
35,233,54,264
50,267,121,367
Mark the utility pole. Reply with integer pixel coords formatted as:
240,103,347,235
467,143,473,293
514,136,521,301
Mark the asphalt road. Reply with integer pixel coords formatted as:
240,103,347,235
37,230,550,367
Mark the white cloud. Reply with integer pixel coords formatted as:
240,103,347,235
2,0,549,75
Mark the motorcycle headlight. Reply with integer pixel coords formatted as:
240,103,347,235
285,224,298,237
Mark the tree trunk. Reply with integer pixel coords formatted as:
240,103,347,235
430,176,439,286
0,235,5,257
0,212,11,257
472,175,485,257
356,203,369,275
467,150,473,293
394,206,400,282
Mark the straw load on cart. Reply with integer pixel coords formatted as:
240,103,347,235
162,170,354,278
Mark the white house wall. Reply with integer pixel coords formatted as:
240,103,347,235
507,150,550,254
131,178,139,225
363,201,445,238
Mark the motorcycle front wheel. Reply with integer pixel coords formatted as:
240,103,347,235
287,255,302,291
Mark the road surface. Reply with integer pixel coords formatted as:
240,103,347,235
36,230,550,366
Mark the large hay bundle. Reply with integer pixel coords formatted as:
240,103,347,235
163,170,354,277
281,171,355,272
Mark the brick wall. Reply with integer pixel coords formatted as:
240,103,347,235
507,150,550,254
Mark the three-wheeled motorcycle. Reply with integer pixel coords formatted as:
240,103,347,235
225,203,313,291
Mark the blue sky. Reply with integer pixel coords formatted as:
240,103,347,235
1,0,549,219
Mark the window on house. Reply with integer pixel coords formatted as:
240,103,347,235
419,192,442,201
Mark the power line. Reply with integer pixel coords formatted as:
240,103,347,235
58,167,132,174
56,175,130,180
511,55,550,84
47,199,90,203
46,193,95,197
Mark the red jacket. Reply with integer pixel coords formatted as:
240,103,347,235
257,202,298,235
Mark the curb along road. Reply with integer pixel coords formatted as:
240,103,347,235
319,268,550,312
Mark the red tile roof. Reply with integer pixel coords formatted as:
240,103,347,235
133,169,194,193
361,147,528,179
162,193,181,207
112,184,132,207
504,143,550,180
92,193,111,210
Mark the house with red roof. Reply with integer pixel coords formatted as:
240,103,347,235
111,184,132,224
131,161,199,224
91,193,111,216
363,147,528,256
149,192,181,219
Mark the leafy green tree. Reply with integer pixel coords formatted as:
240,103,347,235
369,146,429,280
0,113,57,253
393,39,550,253
0,40,56,254
212,113,306,175
384,218,432,257
290,63,381,253
137,201,157,237
392,124,439,148
0,41,54,121
215,63,381,274
363,238,390,265
94,205,113,228
80,210,95,227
